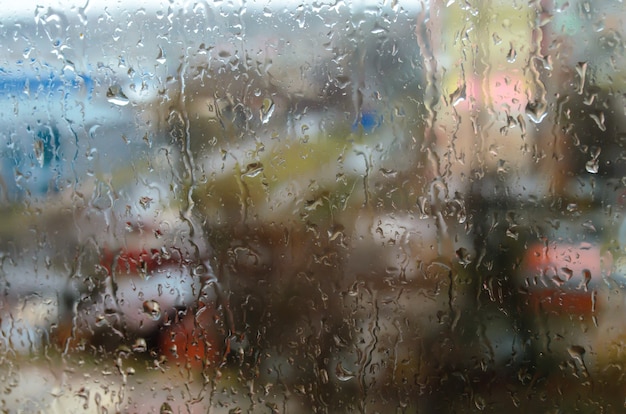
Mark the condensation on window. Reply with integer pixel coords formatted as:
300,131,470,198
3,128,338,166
1,0,625,412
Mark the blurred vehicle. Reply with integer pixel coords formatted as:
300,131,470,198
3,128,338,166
508,205,622,375
519,242,611,315
67,179,223,364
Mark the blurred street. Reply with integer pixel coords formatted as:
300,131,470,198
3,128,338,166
2,0,626,412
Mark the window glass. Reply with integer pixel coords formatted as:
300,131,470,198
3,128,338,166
1,0,625,412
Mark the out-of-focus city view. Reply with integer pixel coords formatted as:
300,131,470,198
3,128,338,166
2,0,626,412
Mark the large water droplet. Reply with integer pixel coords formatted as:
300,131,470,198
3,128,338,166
156,46,167,64
260,98,275,124
242,162,264,178
132,338,147,352
567,345,585,363
335,361,355,381
585,159,599,174
143,300,161,320
107,85,130,106
33,139,45,167
525,99,547,123
506,43,517,63
449,84,466,106
576,61,588,94
160,402,174,414
589,112,606,131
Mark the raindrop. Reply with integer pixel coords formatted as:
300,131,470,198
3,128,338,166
88,124,101,139
456,247,472,266
33,139,45,167
95,314,107,327
156,46,167,64
585,158,599,174
160,402,174,414
561,267,574,281
507,43,517,63
242,162,264,178
417,196,430,219
132,338,147,352
143,300,161,321
379,168,397,178
260,98,275,124
585,147,601,174
335,361,355,381
525,99,548,123
576,62,587,94
582,221,596,232
335,75,351,89
139,196,153,210
567,345,585,363
106,85,130,106
579,269,592,291
319,368,329,384
474,395,486,411
449,84,466,106
589,112,606,131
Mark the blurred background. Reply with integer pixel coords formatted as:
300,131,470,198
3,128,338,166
2,0,626,412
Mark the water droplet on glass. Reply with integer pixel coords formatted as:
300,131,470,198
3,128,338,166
160,402,174,414
449,84,466,106
561,267,574,281
576,61,587,94
320,368,329,384
585,159,599,174
567,345,585,363
456,247,472,266
95,314,107,327
579,269,592,291
156,46,167,64
132,338,147,352
242,162,264,178
335,361,355,381
474,395,486,411
139,196,153,210
417,196,430,219
589,112,606,131
525,99,548,123
107,85,130,106
143,300,161,321
260,98,275,124
507,43,517,63
33,139,45,167
582,221,597,232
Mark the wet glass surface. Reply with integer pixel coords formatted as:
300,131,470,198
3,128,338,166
2,0,626,412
